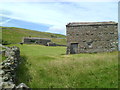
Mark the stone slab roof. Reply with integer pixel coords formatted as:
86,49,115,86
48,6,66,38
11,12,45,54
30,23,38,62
23,37,51,40
66,21,118,26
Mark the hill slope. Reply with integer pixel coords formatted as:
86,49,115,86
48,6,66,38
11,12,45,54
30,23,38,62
2,27,66,45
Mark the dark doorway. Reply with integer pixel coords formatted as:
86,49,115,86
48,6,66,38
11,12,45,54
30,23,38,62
70,43,78,54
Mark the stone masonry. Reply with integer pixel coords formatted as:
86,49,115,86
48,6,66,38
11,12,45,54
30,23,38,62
0,45,30,89
23,37,51,46
66,21,118,54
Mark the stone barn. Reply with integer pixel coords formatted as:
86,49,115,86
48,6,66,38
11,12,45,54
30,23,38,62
66,21,118,54
23,37,51,46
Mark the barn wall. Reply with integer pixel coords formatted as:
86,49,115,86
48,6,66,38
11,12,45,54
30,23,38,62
66,24,118,54
23,38,51,45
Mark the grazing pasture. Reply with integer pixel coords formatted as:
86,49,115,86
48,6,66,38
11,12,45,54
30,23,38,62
7,44,118,88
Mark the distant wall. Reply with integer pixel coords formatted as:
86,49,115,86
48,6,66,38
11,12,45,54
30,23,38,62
23,37,66,46
23,38,51,46
66,23,118,54
0,45,29,89
47,42,66,46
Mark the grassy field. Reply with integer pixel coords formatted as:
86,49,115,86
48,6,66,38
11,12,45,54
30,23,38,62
2,27,66,45
7,44,118,88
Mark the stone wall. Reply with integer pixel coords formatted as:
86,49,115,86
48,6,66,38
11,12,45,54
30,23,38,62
47,42,66,46
23,37,51,46
0,45,29,89
66,22,118,54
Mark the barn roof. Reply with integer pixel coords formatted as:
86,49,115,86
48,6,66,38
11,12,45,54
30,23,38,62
66,21,117,26
23,37,51,40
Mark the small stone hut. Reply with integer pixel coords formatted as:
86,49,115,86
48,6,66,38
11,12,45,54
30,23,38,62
23,37,51,46
66,21,118,54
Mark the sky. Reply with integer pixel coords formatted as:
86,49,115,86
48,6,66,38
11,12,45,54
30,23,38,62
0,1,119,35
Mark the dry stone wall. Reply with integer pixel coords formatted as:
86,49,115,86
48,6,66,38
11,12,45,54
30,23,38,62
0,45,30,89
23,37,51,46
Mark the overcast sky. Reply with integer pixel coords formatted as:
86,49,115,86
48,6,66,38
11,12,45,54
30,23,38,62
0,1,118,35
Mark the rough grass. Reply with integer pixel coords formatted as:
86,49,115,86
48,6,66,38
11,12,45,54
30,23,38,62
8,44,118,88
2,56,6,61
0,55,2,62
0,46,1,62
2,27,66,45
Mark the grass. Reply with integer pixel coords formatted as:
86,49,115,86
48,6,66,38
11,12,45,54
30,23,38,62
1,47,7,62
2,56,6,61
2,27,66,45
0,46,1,62
0,55,2,62
7,44,118,88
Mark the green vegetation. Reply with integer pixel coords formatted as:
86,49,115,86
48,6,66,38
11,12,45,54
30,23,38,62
2,56,6,61
1,48,6,62
1,26,119,88
2,40,11,45
0,55,1,60
8,44,118,88
2,27,66,45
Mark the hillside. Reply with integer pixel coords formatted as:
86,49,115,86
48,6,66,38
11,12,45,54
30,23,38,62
1,27,66,45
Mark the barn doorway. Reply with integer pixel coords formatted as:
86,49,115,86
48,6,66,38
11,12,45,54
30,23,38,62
70,43,78,54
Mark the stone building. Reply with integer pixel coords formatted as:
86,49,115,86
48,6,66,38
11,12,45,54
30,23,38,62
23,37,51,46
66,21,118,54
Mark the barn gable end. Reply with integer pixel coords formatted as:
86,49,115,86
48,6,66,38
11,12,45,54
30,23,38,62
66,21,118,54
